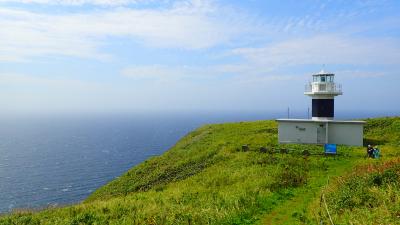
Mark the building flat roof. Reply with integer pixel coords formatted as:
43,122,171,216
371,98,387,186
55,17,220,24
276,119,366,124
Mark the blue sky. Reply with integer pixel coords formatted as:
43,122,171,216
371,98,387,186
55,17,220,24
0,0,399,115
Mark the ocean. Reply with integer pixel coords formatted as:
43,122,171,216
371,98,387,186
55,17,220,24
0,111,396,213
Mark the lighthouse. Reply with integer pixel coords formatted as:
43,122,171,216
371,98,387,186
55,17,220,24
276,70,365,146
304,70,342,120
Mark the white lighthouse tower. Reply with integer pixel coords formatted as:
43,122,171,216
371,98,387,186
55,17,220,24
276,70,365,146
304,70,342,120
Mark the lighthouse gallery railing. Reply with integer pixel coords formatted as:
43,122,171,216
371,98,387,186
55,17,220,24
305,82,342,93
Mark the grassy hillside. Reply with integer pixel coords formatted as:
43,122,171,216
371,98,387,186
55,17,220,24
0,117,399,225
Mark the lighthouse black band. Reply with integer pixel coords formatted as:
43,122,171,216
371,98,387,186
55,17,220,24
312,99,334,118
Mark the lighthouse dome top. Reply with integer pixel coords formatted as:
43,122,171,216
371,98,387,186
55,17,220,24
316,69,333,75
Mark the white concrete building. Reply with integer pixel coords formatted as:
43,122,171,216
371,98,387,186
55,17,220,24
276,70,365,146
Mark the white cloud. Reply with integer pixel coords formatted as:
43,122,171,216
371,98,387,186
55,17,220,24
120,63,296,85
0,0,151,6
121,64,229,83
231,35,400,67
336,70,387,78
0,0,260,61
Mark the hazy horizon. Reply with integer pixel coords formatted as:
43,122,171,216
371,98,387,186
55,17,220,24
0,109,398,121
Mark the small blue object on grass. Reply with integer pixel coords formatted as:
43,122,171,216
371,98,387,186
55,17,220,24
324,144,337,155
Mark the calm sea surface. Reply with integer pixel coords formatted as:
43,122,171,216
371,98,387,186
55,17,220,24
0,111,396,213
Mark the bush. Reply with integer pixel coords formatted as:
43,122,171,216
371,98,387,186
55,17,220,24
271,157,309,190
71,212,97,225
324,160,400,222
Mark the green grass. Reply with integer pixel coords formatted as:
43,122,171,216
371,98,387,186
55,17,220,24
312,159,400,225
0,117,399,225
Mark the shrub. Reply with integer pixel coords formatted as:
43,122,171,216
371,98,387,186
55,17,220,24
323,160,400,223
271,157,309,190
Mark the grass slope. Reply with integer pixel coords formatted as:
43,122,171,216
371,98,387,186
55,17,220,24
0,117,399,225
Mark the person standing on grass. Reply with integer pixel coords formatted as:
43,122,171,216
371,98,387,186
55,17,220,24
367,145,374,158
373,146,380,159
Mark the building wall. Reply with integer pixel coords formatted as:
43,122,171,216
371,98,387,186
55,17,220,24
328,123,364,146
278,121,364,146
278,122,318,144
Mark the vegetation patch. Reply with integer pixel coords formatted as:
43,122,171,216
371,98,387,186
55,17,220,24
271,156,309,190
314,159,400,224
